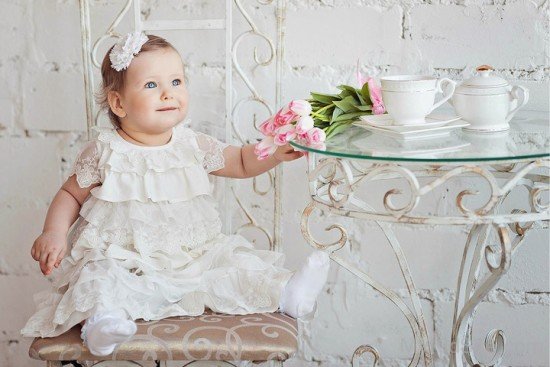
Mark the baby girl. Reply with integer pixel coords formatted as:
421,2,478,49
21,33,330,356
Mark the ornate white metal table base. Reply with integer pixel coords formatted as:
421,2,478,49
300,155,549,367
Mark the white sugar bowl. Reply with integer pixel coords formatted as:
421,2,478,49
449,65,529,132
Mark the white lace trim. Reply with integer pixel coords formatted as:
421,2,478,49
69,141,101,188
195,132,229,173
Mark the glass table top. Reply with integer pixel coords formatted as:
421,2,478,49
290,111,550,163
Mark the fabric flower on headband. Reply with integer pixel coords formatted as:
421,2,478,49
109,32,148,71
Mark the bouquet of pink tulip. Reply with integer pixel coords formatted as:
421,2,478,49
254,78,385,160
254,100,324,160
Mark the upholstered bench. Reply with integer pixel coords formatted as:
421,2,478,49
29,310,298,366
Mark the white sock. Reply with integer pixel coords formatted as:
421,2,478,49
279,250,330,319
81,309,137,356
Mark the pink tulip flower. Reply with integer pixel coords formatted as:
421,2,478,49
305,127,326,145
274,124,297,146
259,116,276,136
296,132,308,140
254,136,278,160
289,100,312,117
274,106,298,127
367,77,386,115
295,115,314,134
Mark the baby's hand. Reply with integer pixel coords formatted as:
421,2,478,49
31,231,68,276
273,144,305,162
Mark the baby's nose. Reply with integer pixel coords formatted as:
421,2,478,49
161,88,173,100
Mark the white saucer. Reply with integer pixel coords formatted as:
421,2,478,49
358,113,461,132
352,120,470,140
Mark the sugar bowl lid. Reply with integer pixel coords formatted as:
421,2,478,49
456,65,510,95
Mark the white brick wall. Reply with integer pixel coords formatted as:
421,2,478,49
1,1,548,366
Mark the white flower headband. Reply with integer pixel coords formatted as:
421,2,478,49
109,32,148,71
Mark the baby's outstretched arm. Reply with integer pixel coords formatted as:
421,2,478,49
211,143,303,178
31,175,98,275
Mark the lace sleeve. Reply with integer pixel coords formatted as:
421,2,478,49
195,132,230,173
69,141,102,188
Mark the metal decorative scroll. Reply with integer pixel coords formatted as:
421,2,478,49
229,0,285,252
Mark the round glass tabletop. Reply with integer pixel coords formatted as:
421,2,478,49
290,111,550,163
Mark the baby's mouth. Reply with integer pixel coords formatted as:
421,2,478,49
157,107,178,112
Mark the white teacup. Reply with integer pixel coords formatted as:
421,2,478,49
381,75,457,125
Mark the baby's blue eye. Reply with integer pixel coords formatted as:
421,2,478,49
172,79,181,86
145,81,157,88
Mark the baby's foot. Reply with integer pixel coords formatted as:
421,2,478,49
307,250,331,268
279,250,330,319
82,310,137,356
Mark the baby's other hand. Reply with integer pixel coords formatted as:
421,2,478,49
273,144,305,162
31,231,68,276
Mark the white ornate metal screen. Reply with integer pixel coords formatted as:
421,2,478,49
78,0,286,251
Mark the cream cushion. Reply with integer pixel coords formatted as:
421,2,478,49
30,311,298,362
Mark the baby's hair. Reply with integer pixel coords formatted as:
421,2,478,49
96,34,178,128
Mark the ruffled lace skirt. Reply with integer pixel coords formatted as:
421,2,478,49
21,196,293,338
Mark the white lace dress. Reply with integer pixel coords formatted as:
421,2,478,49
22,122,293,338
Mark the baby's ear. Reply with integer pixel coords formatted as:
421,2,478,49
108,91,127,118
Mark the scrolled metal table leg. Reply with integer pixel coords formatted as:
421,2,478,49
301,201,429,366
451,224,512,367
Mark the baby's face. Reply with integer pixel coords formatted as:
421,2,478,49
118,48,188,134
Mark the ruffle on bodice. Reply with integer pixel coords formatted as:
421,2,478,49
96,125,200,173
69,122,229,203
90,166,211,203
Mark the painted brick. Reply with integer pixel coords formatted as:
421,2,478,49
302,278,435,361
518,80,550,112
0,137,61,199
410,2,547,69
0,331,42,367
0,204,49,276
0,275,49,332
286,6,403,66
497,228,550,292
22,69,87,131
0,1,26,61
0,97,15,135
434,300,550,366
32,0,82,64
